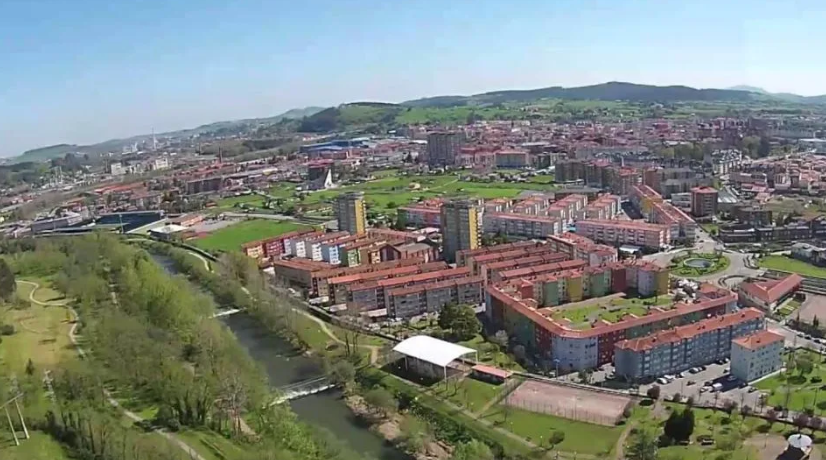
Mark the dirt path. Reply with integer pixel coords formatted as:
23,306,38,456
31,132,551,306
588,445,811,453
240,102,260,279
294,309,381,364
613,421,637,460
16,279,69,307
18,279,210,460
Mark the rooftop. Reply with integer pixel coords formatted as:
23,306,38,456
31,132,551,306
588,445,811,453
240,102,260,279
739,273,803,305
732,329,785,350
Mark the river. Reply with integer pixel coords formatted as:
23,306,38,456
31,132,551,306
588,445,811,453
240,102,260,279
151,253,407,460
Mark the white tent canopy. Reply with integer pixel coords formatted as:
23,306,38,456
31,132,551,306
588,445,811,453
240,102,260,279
393,335,476,367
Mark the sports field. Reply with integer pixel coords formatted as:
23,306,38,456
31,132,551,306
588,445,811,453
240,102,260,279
192,219,311,252
503,380,632,426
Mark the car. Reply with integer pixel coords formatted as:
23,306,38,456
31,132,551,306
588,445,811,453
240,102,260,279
687,380,696,386
715,359,726,365
677,372,685,378
704,380,713,387
747,386,757,393
656,378,669,385
700,387,709,393
700,365,707,371
805,335,813,340
689,367,700,374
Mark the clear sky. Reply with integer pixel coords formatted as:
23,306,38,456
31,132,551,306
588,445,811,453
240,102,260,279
2,0,825,157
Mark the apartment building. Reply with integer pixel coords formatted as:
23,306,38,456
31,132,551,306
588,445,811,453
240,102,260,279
547,194,588,224
487,282,738,371
547,233,618,267
348,267,472,311
386,276,485,319
691,187,719,218
335,192,367,235
398,199,443,228
575,220,670,250
483,213,562,238
326,261,448,304
513,259,668,307
730,330,785,382
426,131,464,167
441,199,483,263
613,309,764,380
738,273,803,312
456,240,540,268
671,192,692,211
480,252,570,283
493,259,588,283
651,201,697,243
380,241,439,263
585,194,622,220
273,257,426,297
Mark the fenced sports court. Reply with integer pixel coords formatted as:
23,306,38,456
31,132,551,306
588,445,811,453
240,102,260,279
504,380,632,426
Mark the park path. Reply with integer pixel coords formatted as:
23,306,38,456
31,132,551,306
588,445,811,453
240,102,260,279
613,421,637,460
17,279,210,460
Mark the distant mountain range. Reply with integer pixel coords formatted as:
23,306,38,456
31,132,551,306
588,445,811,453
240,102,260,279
726,85,826,104
15,81,826,163
8,106,326,164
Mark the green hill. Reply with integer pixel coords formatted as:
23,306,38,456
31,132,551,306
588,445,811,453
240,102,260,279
298,103,402,132
12,144,79,163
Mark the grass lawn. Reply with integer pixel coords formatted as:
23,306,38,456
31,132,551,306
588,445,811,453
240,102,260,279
176,429,252,460
192,219,311,252
0,279,74,374
0,432,71,460
430,377,509,414
778,299,801,317
759,255,826,279
480,405,627,454
671,253,730,277
552,296,671,326
755,349,826,412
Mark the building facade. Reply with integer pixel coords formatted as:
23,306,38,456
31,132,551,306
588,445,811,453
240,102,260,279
426,131,464,167
613,309,764,380
441,199,483,263
335,192,367,235
691,187,719,218
730,330,784,382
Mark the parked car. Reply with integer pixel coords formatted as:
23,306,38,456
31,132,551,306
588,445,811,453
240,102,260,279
656,377,669,385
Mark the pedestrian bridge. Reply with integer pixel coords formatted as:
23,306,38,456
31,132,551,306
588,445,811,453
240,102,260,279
270,376,336,405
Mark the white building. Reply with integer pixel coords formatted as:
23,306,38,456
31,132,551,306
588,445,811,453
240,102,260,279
730,330,784,382
671,193,692,211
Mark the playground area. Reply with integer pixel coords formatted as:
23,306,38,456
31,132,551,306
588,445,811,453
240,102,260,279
503,380,632,426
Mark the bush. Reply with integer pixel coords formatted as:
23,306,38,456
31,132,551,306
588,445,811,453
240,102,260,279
0,324,14,336
812,376,823,383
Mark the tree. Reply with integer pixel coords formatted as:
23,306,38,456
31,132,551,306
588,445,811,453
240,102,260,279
794,413,811,431
397,416,430,454
626,427,658,460
451,439,494,460
740,405,752,417
722,400,738,419
664,407,695,443
647,385,661,400
364,387,397,418
797,356,815,375
0,259,15,301
492,330,509,349
438,304,481,341
766,409,779,429
326,360,356,388
814,316,821,329
758,136,771,158
25,359,35,376
548,430,566,449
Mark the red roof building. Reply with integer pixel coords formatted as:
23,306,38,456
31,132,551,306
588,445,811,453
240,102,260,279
739,274,803,311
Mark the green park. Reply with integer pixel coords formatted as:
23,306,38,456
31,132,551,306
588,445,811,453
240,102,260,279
670,252,730,277
191,219,311,252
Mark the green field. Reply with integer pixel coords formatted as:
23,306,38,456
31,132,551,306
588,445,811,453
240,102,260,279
671,253,730,277
759,255,826,279
431,377,511,414
0,279,73,374
192,219,311,252
480,405,629,454
0,432,72,460
213,172,559,220
755,349,826,412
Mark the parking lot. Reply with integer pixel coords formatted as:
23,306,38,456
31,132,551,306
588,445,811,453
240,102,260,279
637,362,765,409
562,361,766,410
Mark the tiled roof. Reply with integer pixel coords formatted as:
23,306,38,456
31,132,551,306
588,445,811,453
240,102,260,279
739,273,803,304
615,308,764,352
732,330,785,350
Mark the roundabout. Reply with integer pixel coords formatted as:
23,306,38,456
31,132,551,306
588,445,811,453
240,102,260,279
670,252,731,277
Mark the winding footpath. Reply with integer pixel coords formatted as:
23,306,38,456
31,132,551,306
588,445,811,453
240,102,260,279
17,279,208,460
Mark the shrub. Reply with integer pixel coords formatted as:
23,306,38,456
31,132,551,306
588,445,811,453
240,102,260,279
0,324,14,336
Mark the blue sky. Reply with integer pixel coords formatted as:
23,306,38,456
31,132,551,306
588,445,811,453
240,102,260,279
1,0,825,157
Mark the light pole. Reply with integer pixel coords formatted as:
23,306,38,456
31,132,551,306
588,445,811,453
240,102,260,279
554,358,560,378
